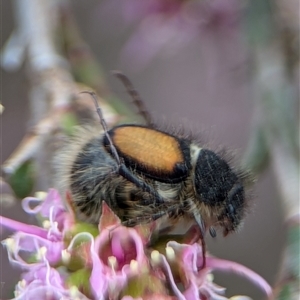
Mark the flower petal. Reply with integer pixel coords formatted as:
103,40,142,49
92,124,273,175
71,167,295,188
206,257,273,297
0,215,48,238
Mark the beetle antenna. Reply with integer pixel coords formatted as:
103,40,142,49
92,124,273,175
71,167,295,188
112,71,153,127
80,91,121,165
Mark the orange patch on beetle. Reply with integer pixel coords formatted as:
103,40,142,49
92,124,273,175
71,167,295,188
111,126,184,173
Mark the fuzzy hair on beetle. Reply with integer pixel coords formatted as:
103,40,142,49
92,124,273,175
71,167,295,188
55,72,250,266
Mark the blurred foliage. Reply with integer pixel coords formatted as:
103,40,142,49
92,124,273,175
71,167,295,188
8,160,35,199
245,0,275,44
66,268,92,298
61,112,79,136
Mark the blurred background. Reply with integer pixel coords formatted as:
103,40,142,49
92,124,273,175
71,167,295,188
1,1,299,299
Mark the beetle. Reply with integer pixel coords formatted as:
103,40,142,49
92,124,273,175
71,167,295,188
56,72,249,266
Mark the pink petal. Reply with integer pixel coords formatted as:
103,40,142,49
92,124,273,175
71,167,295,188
0,215,48,238
206,257,273,297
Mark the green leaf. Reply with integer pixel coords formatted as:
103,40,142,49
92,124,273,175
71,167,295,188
66,268,92,298
287,226,300,280
75,222,99,236
65,222,99,243
121,273,167,298
8,160,35,199
244,0,274,45
276,285,292,300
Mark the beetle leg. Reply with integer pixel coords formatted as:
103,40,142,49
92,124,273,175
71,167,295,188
192,211,207,269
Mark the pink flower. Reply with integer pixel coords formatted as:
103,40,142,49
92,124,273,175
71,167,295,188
1,189,273,299
165,241,273,299
13,261,89,300
0,190,82,299
22,189,73,232
89,202,149,299
1,189,71,267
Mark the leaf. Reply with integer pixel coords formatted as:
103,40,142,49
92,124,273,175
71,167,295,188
66,268,92,298
8,160,35,199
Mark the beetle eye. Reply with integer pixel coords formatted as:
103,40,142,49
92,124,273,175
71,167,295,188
228,204,234,214
228,184,244,207
218,183,245,233
225,183,244,221
209,227,217,238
